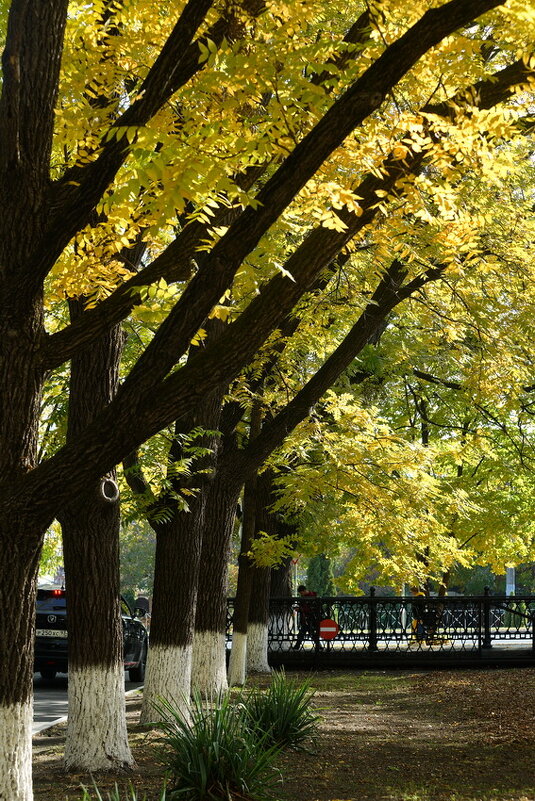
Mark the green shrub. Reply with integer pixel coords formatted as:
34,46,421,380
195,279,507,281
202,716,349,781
154,692,282,801
243,670,319,750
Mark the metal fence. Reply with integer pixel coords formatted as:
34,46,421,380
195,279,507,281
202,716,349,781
226,589,535,663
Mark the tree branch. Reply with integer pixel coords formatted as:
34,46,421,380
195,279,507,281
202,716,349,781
412,369,463,391
10,0,524,522
29,1,229,281
0,0,68,181
35,7,383,371
116,41,529,404
37,48,531,374
231,261,444,480
122,450,154,499
122,449,169,534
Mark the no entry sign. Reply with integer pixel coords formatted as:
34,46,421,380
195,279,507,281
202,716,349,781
319,618,340,640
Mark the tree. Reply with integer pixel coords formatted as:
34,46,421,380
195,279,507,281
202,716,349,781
57,306,133,769
272,149,535,592
0,1,532,798
307,554,336,596
38,523,63,582
119,521,155,603
124,318,228,721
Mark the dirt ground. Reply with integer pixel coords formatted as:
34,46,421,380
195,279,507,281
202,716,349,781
33,668,535,801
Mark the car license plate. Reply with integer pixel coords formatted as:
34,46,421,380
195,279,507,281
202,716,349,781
36,629,67,638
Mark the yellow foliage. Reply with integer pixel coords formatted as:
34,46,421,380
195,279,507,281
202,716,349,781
248,532,296,568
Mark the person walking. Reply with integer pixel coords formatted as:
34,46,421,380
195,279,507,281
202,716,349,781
410,586,426,642
293,585,321,649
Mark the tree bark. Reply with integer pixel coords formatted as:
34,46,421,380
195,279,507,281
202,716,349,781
226,472,257,686
60,479,132,771
0,528,42,801
271,552,296,597
137,379,228,721
247,567,271,674
227,402,263,686
191,461,242,694
0,163,50,801
140,496,204,723
129,319,228,720
58,302,132,771
247,470,277,674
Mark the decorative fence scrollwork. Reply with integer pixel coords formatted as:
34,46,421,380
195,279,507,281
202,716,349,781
226,589,535,665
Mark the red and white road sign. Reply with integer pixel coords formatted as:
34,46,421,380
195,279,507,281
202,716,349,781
319,618,340,640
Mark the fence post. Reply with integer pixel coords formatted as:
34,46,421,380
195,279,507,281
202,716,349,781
369,586,378,652
482,586,492,649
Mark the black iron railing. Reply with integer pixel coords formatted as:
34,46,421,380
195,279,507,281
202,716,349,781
226,589,535,657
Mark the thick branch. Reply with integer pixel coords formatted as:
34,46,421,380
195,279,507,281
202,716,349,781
0,0,68,182
412,369,463,390
74,1,501,407
123,450,154,499
310,10,372,86
122,450,167,534
38,48,530,373
30,1,228,281
34,8,381,371
9,0,521,522
232,265,445,480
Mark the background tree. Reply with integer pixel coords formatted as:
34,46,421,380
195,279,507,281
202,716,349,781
271,146,535,593
307,554,336,597
119,521,155,604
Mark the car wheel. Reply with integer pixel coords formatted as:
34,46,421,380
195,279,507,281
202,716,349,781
40,667,57,681
129,645,146,682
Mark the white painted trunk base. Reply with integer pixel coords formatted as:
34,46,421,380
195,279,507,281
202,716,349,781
191,630,228,695
246,622,271,674
228,631,247,686
64,665,134,771
0,701,33,801
140,644,192,725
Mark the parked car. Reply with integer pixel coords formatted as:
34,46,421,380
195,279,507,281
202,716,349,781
35,586,148,682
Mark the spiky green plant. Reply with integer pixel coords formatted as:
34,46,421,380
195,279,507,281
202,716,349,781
154,692,282,800
243,670,319,750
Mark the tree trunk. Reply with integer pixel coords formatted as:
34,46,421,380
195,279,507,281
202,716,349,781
58,309,133,771
271,553,295,598
60,474,132,771
140,497,205,723
227,467,258,686
247,470,276,674
191,466,241,694
247,566,271,673
227,401,263,686
136,322,228,720
0,285,48,800
0,528,43,801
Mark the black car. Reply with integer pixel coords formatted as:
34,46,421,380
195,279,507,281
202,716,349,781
35,587,148,682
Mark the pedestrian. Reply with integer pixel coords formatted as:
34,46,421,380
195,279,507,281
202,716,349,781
293,584,320,649
410,587,438,644
410,586,426,641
